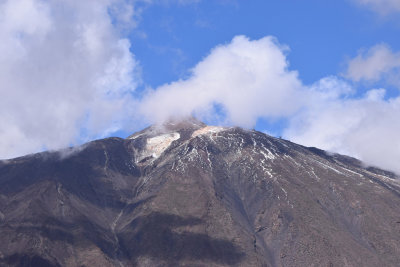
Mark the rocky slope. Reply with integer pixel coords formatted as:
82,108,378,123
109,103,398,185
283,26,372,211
1,119,400,266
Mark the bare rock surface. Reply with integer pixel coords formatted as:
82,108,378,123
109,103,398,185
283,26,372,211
1,118,400,266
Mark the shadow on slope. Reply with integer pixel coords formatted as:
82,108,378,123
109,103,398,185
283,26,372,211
119,212,245,265
0,253,60,267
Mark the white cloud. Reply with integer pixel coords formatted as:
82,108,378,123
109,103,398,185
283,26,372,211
0,0,140,159
353,0,400,14
138,36,400,174
285,78,400,174
2,3,400,178
344,44,400,85
139,35,304,128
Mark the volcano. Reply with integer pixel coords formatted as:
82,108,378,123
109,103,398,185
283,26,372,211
1,118,400,266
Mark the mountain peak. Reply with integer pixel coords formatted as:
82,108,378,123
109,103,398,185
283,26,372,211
161,116,207,131
2,118,400,266
127,117,228,163
127,116,206,140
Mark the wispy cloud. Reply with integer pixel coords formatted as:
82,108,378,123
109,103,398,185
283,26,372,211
352,0,400,14
344,44,400,86
285,81,400,174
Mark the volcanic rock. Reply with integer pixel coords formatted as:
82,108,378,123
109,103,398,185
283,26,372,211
1,119,400,266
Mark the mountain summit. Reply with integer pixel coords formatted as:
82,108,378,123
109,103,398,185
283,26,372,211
1,120,400,266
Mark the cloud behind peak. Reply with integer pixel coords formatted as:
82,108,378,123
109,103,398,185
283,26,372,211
138,35,304,128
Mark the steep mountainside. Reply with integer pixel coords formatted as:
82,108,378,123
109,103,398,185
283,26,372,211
1,119,400,267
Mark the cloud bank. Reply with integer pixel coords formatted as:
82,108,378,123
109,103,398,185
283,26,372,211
0,0,139,159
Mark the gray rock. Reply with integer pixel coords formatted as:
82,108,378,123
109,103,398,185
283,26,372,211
0,119,399,266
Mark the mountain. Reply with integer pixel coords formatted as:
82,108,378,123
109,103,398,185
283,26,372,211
1,118,400,267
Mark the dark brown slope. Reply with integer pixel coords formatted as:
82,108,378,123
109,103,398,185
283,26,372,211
0,120,400,267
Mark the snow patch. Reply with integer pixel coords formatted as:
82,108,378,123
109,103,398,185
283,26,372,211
128,132,145,140
146,133,180,158
135,132,180,163
192,126,225,138
314,159,346,175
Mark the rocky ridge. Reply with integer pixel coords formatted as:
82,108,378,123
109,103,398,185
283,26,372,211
0,118,400,266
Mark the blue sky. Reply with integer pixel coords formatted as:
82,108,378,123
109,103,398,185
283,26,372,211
131,1,398,87
124,0,400,136
1,0,400,173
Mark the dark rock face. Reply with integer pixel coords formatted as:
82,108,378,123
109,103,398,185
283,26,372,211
1,120,400,266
